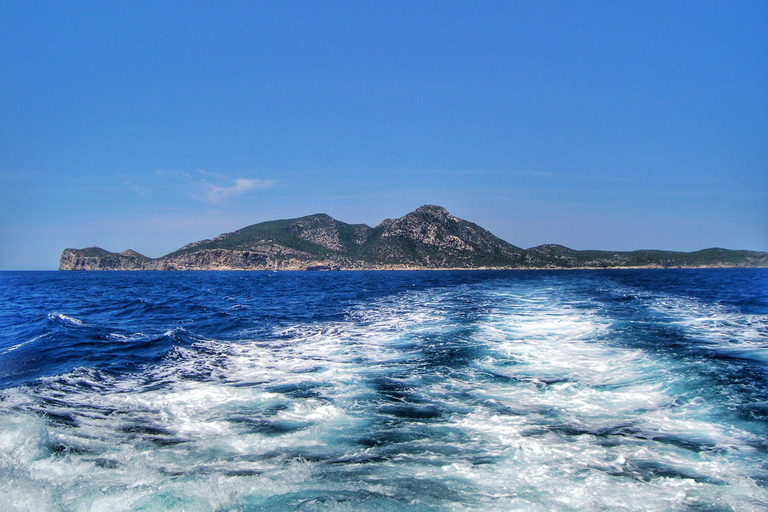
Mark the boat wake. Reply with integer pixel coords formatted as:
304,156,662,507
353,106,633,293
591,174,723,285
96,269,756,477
0,270,766,510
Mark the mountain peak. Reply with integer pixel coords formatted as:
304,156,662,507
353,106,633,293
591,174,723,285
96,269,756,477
414,204,449,215
363,205,524,267
120,249,149,259
412,205,451,222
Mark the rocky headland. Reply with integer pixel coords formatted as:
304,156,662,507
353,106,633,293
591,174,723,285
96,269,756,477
59,205,768,270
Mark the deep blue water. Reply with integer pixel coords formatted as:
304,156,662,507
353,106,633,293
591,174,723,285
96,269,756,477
1,269,767,511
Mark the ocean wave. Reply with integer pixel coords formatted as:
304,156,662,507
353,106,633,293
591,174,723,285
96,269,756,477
1,270,767,510
1,334,44,354
46,311,88,327
653,297,768,361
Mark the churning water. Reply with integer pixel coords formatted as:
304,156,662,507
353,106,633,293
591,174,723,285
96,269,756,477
1,269,767,511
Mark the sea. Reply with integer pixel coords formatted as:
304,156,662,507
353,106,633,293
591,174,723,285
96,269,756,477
1,269,767,512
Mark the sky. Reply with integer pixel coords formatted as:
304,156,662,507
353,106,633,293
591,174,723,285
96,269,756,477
1,1,766,270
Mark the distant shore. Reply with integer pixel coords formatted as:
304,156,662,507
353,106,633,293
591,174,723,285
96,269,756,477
58,206,768,271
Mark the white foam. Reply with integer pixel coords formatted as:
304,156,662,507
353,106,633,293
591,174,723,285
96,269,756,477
433,284,768,510
1,334,43,353
2,281,767,511
650,292,768,361
47,312,87,326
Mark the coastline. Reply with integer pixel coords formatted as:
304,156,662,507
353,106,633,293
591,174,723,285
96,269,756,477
56,207,768,272
56,264,768,271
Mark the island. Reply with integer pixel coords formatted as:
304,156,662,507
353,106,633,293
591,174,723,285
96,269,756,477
59,205,768,270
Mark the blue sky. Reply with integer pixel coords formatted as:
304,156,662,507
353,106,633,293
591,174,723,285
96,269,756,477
1,1,766,269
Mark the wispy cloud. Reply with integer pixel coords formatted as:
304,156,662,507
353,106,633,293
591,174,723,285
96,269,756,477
151,170,275,204
202,178,274,204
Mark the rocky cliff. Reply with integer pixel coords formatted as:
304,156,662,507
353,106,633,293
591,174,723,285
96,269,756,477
59,205,768,270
